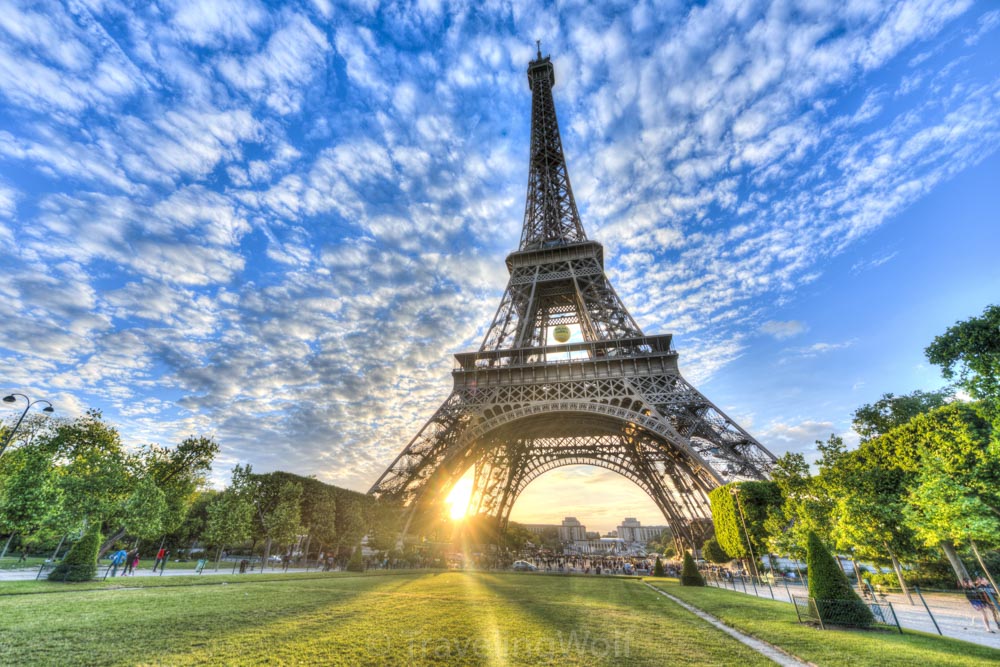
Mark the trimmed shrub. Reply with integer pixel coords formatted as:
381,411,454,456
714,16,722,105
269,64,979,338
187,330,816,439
806,532,872,627
680,551,704,586
653,556,665,577
702,537,731,564
48,526,101,582
345,547,364,572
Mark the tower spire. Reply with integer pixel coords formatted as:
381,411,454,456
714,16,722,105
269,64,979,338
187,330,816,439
520,45,586,250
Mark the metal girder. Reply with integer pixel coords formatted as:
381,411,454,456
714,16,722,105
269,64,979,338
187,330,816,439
368,48,776,543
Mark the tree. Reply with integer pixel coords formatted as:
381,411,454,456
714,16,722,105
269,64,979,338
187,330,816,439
0,443,60,555
925,304,1000,404
333,493,368,559
702,537,731,564
653,556,665,577
239,470,304,566
680,551,704,586
48,525,102,582
122,477,168,542
806,531,872,626
904,464,1000,550
852,390,950,442
503,522,534,551
822,444,923,599
49,410,133,535
204,489,252,566
366,500,401,556
766,450,833,558
709,481,779,570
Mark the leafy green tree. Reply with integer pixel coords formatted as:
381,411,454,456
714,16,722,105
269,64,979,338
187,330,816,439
238,469,304,565
345,546,364,572
653,556,665,577
903,463,1000,549
806,531,872,626
0,443,60,555
48,525,102,582
366,500,401,556
680,551,704,586
925,304,1000,404
49,411,133,534
823,444,922,599
503,521,534,550
709,481,779,570
852,390,950,442
333,493,368,559
766,450,833,559
702,537,731,564
139,436,219,538
204,488,252,565
122,477,168,542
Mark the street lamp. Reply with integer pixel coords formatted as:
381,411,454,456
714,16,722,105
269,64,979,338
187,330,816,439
0,393,55,458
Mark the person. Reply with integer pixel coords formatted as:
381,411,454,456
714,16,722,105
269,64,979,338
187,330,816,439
976,577,1000,625
110,548,127,577
122,549,137,576
128,551,140,576
152,546,167,573
963,578,995,632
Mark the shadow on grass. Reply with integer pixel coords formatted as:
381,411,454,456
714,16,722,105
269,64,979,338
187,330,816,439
0,573,431,666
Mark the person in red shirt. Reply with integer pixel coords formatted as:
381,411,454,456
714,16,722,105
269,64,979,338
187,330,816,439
153,547,167,573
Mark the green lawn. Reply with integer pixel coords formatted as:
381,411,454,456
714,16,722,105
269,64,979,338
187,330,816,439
645,578,1000,667
1,572,996,666
0,571,772,666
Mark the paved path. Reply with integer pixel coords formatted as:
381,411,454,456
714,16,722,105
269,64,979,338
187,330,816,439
0,563,324,582
707,576,1000,650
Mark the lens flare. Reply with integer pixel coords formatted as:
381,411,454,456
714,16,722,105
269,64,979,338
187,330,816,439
446,475,474,520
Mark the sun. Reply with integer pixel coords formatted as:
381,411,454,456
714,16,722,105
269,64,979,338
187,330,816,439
446,474,474,520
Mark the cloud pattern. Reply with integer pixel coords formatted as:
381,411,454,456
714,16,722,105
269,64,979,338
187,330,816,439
1,1,998,509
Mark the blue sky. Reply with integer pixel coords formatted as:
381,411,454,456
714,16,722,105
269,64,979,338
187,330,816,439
1,1,998,531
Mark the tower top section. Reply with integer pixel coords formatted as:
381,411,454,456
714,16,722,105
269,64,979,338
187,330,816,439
519,46,587,251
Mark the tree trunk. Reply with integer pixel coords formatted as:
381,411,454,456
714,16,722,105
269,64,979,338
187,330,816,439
1,533,15,560
262,536,272,572
887,549,914,605
51,533,67,561
940,540,970,582
215,545,224,571
98,527,127,558
302,534,312,568
970,540,999,595
851,558,865,590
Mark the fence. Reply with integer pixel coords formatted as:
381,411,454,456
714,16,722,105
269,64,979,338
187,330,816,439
791,595,901,633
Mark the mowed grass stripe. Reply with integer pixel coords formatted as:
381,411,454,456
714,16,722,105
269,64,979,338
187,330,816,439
0,572,773,666
645,579,1000,667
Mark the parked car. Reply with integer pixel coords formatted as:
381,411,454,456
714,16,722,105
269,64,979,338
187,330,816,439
512,560,538,572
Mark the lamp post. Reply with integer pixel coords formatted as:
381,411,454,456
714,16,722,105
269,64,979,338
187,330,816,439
0,393,55,458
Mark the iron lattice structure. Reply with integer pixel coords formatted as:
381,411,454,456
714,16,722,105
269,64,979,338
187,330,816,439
370,47,776,547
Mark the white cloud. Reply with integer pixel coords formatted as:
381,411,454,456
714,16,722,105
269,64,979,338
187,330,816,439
760,320,807,340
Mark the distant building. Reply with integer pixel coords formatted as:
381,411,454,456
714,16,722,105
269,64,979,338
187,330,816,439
617,517,669,544
559,517,587,542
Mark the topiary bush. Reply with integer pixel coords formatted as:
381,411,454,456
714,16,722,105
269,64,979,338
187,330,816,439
653,556,665,577
806,531,873,627
680,551,704,586
345,547,364,572
48,526,101,582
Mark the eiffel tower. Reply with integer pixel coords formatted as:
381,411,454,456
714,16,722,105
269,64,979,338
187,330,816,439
370,45,776,548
